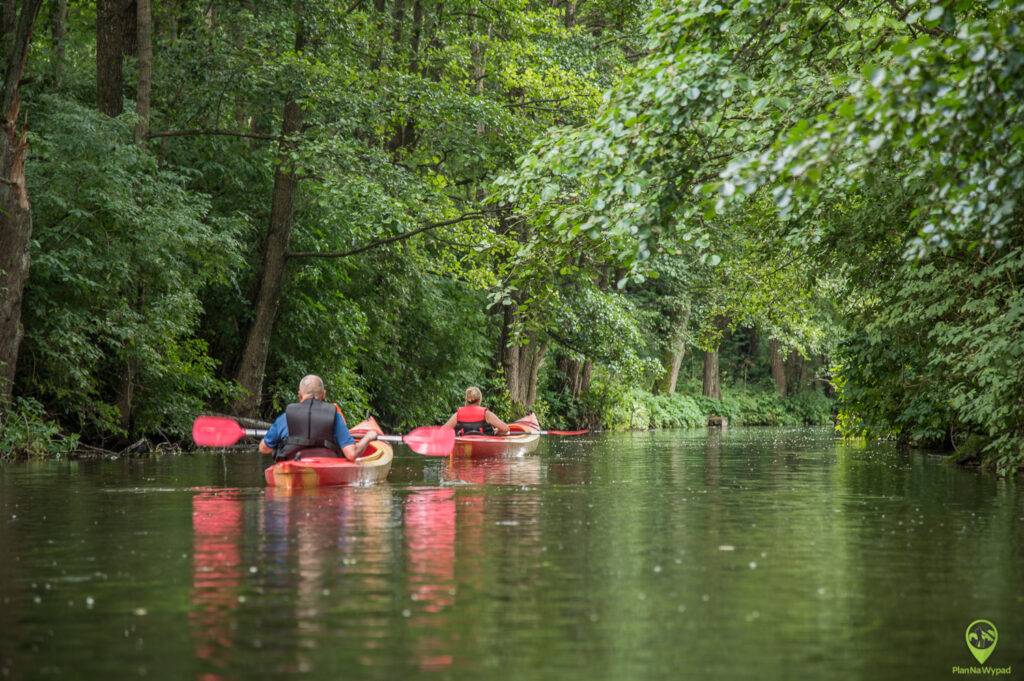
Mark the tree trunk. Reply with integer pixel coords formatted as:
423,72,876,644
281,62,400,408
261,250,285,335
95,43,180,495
165,0,179,42
408,0,422,72
371,0,387,69
702,349,721,400
655,344,685,395
391,0,405,46
503,340,546,410
232,24,306,417
133,0,152,143
564,0,577,28
96,0,135,116
0,0,44,402
49,0,66,86
388,0,421,151
769,338,786,397
498,305,546,410
116,352,137,432
785,350,802,396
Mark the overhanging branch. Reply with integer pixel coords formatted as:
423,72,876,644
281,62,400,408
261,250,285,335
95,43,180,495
147,129,280,141
287,210,498,259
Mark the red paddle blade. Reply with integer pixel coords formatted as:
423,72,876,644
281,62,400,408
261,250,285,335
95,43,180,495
192,416,246,447
403,426,455,456
542,429,589,436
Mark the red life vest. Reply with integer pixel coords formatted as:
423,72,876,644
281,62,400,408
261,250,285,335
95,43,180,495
455,405,492,435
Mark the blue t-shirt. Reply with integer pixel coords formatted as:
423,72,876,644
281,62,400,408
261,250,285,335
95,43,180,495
262,408,355,449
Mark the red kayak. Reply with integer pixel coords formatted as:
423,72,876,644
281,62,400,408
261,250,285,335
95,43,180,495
453,413,541,457
264,417,394,489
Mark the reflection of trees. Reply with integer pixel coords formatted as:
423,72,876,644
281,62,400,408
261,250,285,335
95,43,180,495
254,486,396,674
445,456,543,486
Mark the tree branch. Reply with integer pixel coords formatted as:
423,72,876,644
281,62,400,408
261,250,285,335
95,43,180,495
287,210,498,259
147,128,280,141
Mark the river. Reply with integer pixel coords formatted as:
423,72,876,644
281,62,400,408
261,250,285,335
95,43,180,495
1,427,1021,679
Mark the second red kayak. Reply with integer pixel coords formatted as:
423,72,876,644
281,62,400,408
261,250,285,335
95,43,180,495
453,413,541,457
264,417,394,489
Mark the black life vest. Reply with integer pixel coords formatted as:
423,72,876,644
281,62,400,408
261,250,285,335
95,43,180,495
455,405,494,436
274,399,340,461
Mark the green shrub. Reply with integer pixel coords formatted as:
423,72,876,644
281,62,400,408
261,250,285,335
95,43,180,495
0,398,79,459
642,393,706,429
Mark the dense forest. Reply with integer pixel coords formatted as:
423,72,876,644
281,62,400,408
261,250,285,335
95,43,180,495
0,0,1020,472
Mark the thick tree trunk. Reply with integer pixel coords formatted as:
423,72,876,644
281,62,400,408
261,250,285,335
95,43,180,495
555,354,589,399
702,349,721,399
769,338,786,397
96,0,135,116
0,0,44,402
555,355,594,399
232,22,306,417
655,345,686,395
133,0,152,143
498,303,546,409
503,340,546,410
49,0,66,86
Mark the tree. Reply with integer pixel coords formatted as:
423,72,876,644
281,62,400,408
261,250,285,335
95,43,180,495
0,0,44,402
702,349,720,400
232,48,305,416
96,0,135,116
134,0,152,143
769,339,786,397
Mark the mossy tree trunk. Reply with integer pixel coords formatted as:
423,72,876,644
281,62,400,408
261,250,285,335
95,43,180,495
0,0,44,402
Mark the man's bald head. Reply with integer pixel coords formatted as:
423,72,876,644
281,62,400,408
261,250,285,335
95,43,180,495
298,374,326,400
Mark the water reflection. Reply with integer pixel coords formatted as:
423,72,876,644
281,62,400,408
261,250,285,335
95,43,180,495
4,429,1022,680
261,486,396,673
405,489,456,670
444,454,543,486
190,489,243,680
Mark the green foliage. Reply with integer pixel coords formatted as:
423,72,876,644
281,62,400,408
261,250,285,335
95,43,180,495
0,399,78,459
22,95,241,441
499,0,1024,471
9,0,1012,477
577,381,832,432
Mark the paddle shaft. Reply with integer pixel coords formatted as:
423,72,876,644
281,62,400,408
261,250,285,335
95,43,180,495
241,427,394,443
466,430,587,437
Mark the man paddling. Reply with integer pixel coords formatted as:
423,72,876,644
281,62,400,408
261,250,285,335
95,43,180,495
443,386,510,436
258,375,376,461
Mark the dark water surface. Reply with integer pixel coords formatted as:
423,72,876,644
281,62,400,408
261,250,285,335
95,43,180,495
1,428,1022,680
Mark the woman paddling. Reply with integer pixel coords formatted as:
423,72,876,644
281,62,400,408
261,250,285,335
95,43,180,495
443,387,510,436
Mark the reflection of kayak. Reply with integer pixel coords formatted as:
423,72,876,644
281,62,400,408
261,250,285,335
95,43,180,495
264,417,393,488
453,413,540,457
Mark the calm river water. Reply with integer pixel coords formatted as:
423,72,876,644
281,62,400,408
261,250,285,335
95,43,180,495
1,427,1022,680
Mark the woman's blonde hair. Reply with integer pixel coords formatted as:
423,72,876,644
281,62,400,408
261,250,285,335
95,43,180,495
465,386,482,405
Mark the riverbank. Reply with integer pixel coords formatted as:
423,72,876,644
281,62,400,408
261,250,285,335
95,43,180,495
534,385,834,432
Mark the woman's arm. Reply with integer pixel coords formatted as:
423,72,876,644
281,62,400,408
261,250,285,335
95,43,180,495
443,413,458,429
485,410,510,435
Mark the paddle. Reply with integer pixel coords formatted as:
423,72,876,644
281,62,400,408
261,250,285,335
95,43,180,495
191,416,455,456
462,428,589,437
